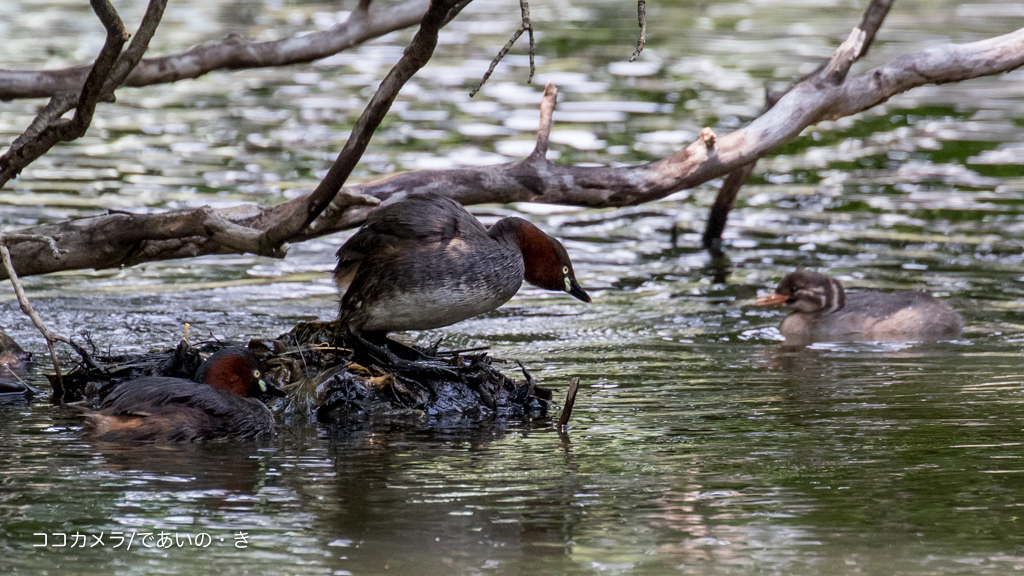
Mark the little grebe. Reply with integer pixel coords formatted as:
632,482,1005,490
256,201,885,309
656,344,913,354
85,347,282,442
0,331,30,370
755,270,963,341
335,193,590,335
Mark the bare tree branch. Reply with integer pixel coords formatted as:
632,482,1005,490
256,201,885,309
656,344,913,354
701,162,756,252
629,0,647,62
469,0,535,97
103,0,169,93
858,0,895,56
4,0,170,158
0,0,463,273
0,244,68,395
0,0,432,101
557,376,581,431
0,0,169,189
531,82,558,158
443,0,475,26
255,0,468,252
0,0,132,187
702,0,894,251
3,21,1023,280
0,0,143,396
0,234,61,260
823,27,868,84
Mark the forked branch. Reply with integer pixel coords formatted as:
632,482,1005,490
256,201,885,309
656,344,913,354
701,0,895,250
3,5,1022,281
469,0,536,97
256,0,468,251
0,0,432,100
0,0,136,187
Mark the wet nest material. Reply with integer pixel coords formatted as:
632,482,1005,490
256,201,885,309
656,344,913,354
56,321,552,423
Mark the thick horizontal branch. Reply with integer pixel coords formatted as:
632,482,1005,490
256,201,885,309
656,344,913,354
4,25,1024,280
0,190,379,280
0,0,430,100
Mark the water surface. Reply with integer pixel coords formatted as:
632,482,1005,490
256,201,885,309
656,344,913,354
3,0,1024,574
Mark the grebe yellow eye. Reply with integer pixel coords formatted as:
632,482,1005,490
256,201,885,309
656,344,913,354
562,266,569,275
253,370,261,378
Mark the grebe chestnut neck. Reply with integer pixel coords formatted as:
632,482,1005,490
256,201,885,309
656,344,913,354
85,347,283,442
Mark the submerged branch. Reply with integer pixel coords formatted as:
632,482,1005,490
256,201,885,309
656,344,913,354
557,377,581,431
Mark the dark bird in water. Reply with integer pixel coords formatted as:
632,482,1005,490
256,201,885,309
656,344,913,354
0,331,30,370
85,347,283,442
755,270,963,341
334,192,590,339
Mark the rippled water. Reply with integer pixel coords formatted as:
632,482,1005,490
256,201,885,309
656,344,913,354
3,0,1024,574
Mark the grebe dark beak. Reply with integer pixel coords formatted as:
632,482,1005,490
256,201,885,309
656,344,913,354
259,379,287,398
754,292,789,306
567,278,591,303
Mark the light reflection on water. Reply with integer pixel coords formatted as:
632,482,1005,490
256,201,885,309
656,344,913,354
4,0,1024,574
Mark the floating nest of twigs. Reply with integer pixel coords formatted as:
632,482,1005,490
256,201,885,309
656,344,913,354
55,321,552,423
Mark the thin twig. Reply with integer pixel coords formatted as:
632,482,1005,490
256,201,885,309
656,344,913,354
0,232,78,396
1,365,41,396
0,0,168,189
434,346,491,357
523,0,535,83
0,245,67,393
516,360,539,400
629,0,647,62
530,82,558,159
0,235,98,373
469,0,535,97
557,377,580,431
0,234,61,259
277,345,353,356
516,360,537,387
0,0,432,100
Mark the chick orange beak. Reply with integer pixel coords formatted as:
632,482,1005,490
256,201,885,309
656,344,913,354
754,292,789,306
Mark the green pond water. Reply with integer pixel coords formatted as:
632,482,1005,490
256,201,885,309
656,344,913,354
3,0,1024,574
